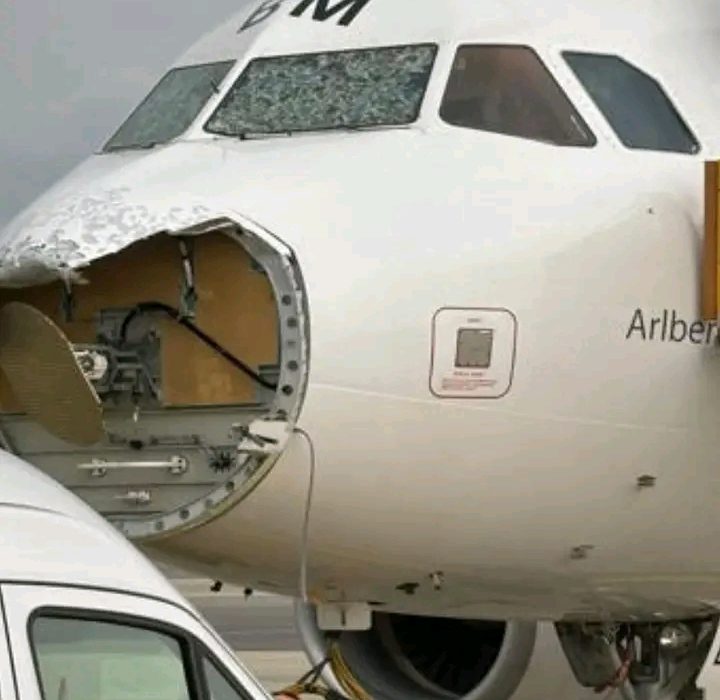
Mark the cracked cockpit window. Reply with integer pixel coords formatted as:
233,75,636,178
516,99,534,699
205,44,437,137
104,61,235,152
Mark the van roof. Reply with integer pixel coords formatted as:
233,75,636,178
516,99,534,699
0,450,190,606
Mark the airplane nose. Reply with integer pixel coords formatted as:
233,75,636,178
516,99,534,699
0,157,310,543
0,141,250,283
0,181,216,285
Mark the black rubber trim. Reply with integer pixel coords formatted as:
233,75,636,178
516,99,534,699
0,579,196,622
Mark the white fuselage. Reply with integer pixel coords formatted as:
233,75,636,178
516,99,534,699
4,0,720,623
148,130,712,622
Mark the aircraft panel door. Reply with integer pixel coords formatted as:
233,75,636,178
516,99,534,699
1,584,269,700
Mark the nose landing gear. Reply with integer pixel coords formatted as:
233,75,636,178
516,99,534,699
556,619,718,700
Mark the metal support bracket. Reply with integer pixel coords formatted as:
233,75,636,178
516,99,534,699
78,456,189,478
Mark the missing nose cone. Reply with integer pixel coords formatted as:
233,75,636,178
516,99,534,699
0,302,104,446
0,216,308,542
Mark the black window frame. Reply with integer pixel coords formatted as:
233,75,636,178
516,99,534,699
563,51,701,155
439,43,597,148
203,42,439,138
27,607,253,700
201,652,255,700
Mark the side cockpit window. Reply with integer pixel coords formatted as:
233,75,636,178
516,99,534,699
564,52,700,154
440,45,596,147
104,61,235,152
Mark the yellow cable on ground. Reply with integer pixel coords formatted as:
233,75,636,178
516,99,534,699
329,643,373,700
272,645,373,700
273,682,329,698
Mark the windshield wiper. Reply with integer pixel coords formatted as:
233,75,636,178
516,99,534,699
228,124,411,141
105,141,161,153
336,124,411,132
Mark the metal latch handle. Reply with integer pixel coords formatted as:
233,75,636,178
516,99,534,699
78,456,188,478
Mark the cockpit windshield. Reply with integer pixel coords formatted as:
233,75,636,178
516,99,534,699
104,61,235,152
204,44,437,138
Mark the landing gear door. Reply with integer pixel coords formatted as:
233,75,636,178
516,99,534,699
1,584,270,700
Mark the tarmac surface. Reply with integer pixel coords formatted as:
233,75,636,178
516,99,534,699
171,574,594,699
172,576,307,692
179,579,302,651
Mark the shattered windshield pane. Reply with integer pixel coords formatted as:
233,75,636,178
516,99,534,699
104,61,235,152
205,45,437,137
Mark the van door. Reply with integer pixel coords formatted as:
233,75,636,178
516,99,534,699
1,583,270,700
0,587,18,700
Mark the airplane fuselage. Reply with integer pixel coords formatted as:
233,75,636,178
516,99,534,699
144,128,715,621
2,0,720,624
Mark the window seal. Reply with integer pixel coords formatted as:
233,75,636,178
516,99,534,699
439,43,597,148
198,648,254,700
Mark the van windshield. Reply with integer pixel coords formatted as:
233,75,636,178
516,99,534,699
204,44,437,138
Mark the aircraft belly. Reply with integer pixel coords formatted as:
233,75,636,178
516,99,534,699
148,382,720,621
0,128,716,624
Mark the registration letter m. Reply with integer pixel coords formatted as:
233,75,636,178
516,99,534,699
291,0,372,26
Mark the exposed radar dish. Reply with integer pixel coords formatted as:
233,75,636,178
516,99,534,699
0,302,104,446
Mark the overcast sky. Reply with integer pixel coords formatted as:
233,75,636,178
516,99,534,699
0,0,245,226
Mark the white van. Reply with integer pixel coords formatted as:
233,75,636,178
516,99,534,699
0,449,271,700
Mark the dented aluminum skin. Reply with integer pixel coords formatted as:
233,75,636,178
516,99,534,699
0,178,215,287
